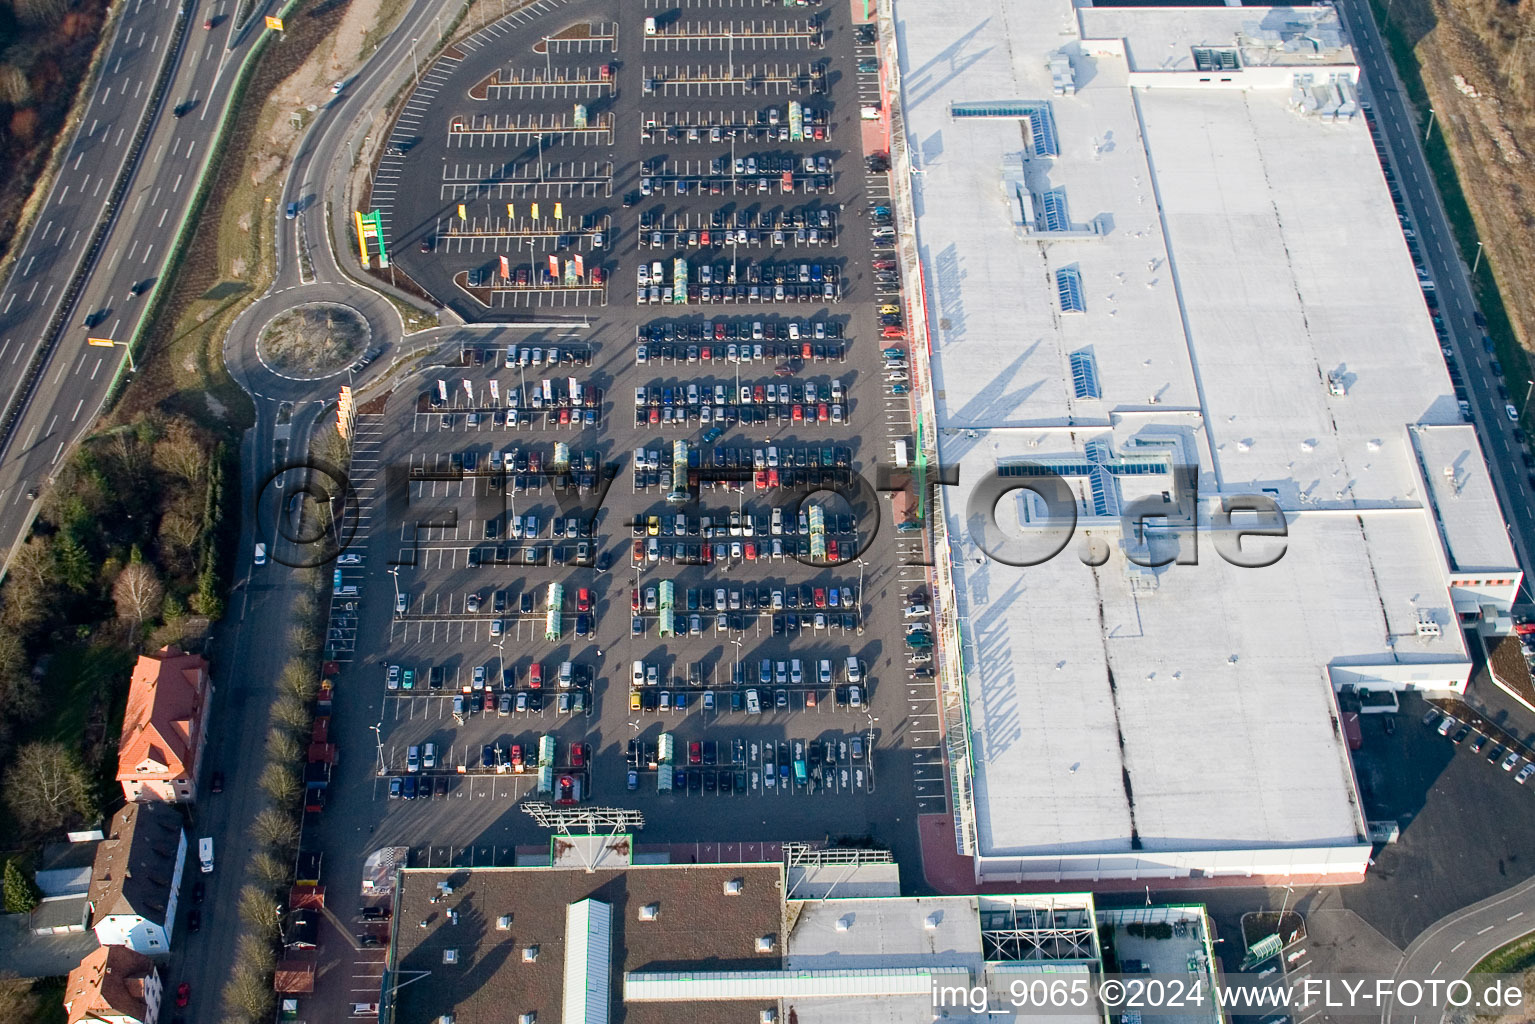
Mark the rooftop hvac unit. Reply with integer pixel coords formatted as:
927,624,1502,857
523,946,539,962
520,1014,537,1024
435,1015,456,1024
760,1011,777,1024
756,935,776,953
1416,615,1441,638
497,915,513,931
925,913,941,930
724,879,743,895
835,916,852,932
639,903,660,921
443,949,459,964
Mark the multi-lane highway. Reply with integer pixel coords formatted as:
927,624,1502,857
1337,0,1535,586
0,0,269,576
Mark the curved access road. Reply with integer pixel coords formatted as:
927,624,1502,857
1381,872,1535,1024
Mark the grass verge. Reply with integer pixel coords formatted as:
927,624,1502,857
1473,931,1535,974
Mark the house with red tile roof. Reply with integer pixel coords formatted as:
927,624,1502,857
63,945,161,1024
115,646,212,803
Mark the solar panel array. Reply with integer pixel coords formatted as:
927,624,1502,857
1085,441,1119,518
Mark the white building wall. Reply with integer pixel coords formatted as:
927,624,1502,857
975,842,1372,885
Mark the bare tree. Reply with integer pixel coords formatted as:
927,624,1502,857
0,974,41,1020
249,851,291,891
249,808,299,851
11,0,67,26
278,661,318,703
157,508,202,572
236,884,282,939
259,763,301,807
151,420,208,483
0,66,31,106
4,742,92,833
272,693,310,734
265,727,301,765
224,932,276,1020
113,561,164,632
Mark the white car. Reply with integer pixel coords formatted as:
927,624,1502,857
254,542,267,565
1507,403,1520,422
633,661,646,687
337,552,362,565
490,618,503,637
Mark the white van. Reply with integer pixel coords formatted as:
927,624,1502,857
253,542,266,565
845,656,863,684
395,592,408,616
894,440,909,468
198,837,214,873
644,16,656,34
745,689,762,714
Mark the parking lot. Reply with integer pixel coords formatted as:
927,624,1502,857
333,0,947,865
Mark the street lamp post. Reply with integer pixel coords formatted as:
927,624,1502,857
1521,379,1534,418
410,39,420,83
1423,107,1437,145
1473,240,1485,275
370,722,386,776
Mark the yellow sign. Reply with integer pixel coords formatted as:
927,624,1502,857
457,204,467,220
554,202,563,219
353,211,370,268
506,204,514,218
265,15,283,30
531,203,539,219
86,337,115,347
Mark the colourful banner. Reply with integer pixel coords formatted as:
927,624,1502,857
457,204,467,220
547,255,559,279
554,202,563,219
437,380,448,402
499,255,510,280
462,379,474,400
573,254,585,277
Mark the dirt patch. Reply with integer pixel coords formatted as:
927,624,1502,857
1385,0,1535,364
258,302,370,375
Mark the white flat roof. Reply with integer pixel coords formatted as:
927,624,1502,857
786,896,984,971
1410,424,1519,573
894,0,1504,860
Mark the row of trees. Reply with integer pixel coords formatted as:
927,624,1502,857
223,561,329,1022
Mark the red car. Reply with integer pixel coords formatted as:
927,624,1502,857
792,405,803,422
818,402,829,422
814,587,827,608
714,322,726,340
511,745,524,769
648,407,660,423
600,63,612,80
176,983,191,1008
802,342,813,359
701,230,710,245
592,267,604,285
631,587,641,612
577,588,591,612
689,741,702,765
881,327,906,338
571,742,588,768
529,664,543,689
744,542,756,560
755,470,768,489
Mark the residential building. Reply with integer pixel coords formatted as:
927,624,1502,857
116,645,212,804
87,803,186,954
63,944,161,1024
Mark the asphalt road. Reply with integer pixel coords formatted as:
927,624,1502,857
1335,0,1535,585
0,0,272,576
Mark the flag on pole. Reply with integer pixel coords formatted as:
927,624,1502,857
547,255,559,279
531,202,540,219
457,204,467,220
554,202,563,219
437,380,449,403
462,379,474,400
573,254,585,277
506,204,514,218
488,379,500,403
499,255,510,280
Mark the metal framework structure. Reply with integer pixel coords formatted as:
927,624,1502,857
783,842,893,867
979,902,1098,962
522,803,645,833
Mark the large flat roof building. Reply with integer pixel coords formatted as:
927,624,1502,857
883,0,1519,883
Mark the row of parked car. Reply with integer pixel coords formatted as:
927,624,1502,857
1425,708,1535,783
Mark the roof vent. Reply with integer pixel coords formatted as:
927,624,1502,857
925,913,941,930
448,909,459,925
519,1014,537,1024
497,915,513,931
756,935,776,953
442,949,459,965
835,916,852,932
724,879,743,895
638,903,660,921
760,1011,778,1023
523,946,539,963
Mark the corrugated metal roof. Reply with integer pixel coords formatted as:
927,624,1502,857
624,966,971,1001
563,899,612,1024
